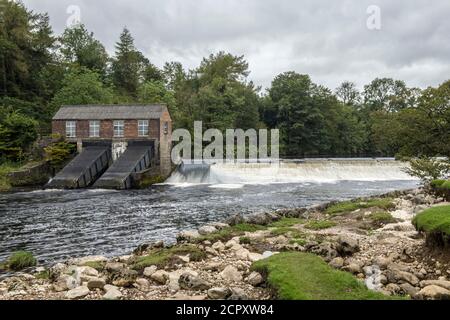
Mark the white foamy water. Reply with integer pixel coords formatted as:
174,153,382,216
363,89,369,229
166,159,417,186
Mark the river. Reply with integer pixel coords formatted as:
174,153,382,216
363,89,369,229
0,159,419,265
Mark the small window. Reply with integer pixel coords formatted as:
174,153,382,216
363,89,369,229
138,120,149,137
164,122,169,134
66,121,76,138
89,121,100,137
114,120,124,137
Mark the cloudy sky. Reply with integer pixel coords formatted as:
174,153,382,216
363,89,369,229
23,0,450,90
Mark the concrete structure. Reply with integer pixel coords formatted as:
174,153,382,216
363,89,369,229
52,104,173,178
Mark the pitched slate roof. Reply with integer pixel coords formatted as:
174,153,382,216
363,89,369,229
52,104,168,120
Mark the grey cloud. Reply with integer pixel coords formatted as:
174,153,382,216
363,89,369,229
23,0,450,90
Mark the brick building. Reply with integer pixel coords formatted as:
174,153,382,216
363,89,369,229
52,104,173,177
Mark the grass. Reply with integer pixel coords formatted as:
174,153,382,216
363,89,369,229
132,245,206,271
270,227,305,239
412,205,450,247
326,198,395,216
368,212,397,225
252,252,401,300
289,238,307,246
6,251,37,271
239,236,252,244
268,218,305,228
195,223,266,243
82,261,105,271
35,270,51,280
304,220,337,230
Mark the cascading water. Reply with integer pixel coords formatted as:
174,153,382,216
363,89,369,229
165,159,417,185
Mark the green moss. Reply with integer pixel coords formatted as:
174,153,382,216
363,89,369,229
270,227,305,239
132,245,206,271
7,251,37,271
368,212,397,225
36,270,51,280
252,252,402,300
289,238,307,246
269,218,305,228
82,261,105,271
326,198,395,216
304,220,337,230
136,175,166,188
412,205,450,247
239,236,252,244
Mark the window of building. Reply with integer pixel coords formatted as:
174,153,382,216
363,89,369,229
114,120,124,137
89,120,100,137
164,122,169,134
66,121,76,138
138,120,149,137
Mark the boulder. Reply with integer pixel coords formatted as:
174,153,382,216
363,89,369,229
211,222,229,230
336,235,360,256
72,255,107,266
420,280,450,290
65,286,90,299
329,257,344,269
235,248,250,260
87,277,106,290
372,256,392,270
226,214,246,226
225,239,240,249
151,270,169,284
198,225,217,235
385,269,419,286
135,278,150,291
53,275,78,292
400,283,419,297
246,212,278,225
105,262,126,273
343,263,362,274
177,230,200,242
228,287,248,300
248,252,264,262
212,241,226,252
179,273,211,291
103,286,122,300
220,266,243,282
111,269,138,287
207,287,232,300
143,265,158,278
418,285,450,300
247,272,264,286
385,283,401,295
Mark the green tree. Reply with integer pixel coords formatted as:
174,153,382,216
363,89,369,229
335,81,361,106
0,109,38,161
59,24,108,77
50,67,114,112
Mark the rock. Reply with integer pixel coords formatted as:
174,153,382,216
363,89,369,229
72,255,107,266
225,239,240,249
105,262,126,273
329,257,344,269
343,263,362,274
228,287,248,300
198,225,217,235
212,241,226,252
385,269,419,286
175,255,190,264
177,230,200,242
400,283,419,297
226,214,246,226
53,275,79,292
235,248,250,260
203,262,223,271
133,241,163,255
65,286,90,299
207,287,232,300
74,266,99,282
179,273,211,291
135,278,150,291
385,283,401,295
151,270,169,284
248,252,264,262
111,269,138,287
418,285,450,300
308,242,338,262
246,212,278,225
87,277,106,290
205,247,218,256
143,265,158,277
262,251,276,259
372,256,392,270
118,255,133,263
220,266,243,282
103,287,122,300
247,272,264,286
420,280,450,290
336,235,360,256
211,222,229,230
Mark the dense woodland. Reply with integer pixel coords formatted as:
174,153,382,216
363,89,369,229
1,1,449,164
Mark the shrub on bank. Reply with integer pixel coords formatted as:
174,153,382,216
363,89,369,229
7,251,37,271
429,180,450,201
412,205,450,247
252,252,398,300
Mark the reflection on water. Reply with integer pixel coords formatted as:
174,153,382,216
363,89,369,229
0,180,418,264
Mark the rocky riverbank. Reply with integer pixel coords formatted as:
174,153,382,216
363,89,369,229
1,188,449,300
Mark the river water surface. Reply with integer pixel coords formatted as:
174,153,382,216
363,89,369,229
0,160,419,265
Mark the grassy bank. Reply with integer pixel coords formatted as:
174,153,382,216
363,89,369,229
413,205,450,247
252,252,400,300
0,163,21,192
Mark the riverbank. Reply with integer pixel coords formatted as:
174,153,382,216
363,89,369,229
1,188,449,300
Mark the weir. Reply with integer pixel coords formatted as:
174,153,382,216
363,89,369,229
46,145,112,189
93,142,154,189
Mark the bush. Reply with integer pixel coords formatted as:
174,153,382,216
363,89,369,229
44,135,76,168
252,252,399,300
412,205,450,247
404,157,450,184
7,251,37,271
430,180,450,201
